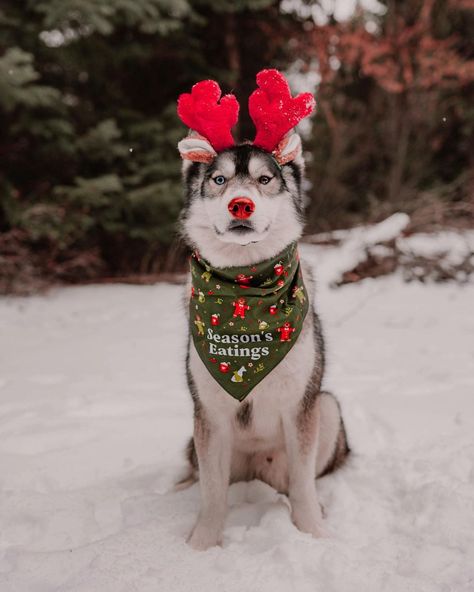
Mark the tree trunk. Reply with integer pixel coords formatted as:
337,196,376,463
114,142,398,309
387,92,411,204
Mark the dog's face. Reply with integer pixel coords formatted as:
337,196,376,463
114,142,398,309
179,136,306,267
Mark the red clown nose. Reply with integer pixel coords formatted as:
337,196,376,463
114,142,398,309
228,197,255,219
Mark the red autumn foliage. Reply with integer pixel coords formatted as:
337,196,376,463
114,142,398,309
310,0,474,94
302,0,473,225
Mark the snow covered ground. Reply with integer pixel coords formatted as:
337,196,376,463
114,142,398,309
1,240,473,592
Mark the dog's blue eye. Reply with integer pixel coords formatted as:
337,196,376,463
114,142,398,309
214,175,226,185
259,175,271,185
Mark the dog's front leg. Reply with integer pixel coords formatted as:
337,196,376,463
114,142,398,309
283,397,326,537
187,410,232,551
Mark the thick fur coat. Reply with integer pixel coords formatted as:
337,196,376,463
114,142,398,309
176,135,349,551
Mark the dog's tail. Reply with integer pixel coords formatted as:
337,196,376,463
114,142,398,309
173,471,198,491
173,437,199,491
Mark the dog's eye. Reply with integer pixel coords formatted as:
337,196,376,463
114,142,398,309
258,175,272,185
213,175,226,186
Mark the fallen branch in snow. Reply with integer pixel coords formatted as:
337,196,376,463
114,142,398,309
335,242,473,286
305,214,474,287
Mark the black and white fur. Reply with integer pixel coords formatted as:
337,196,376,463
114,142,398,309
177,132,349,550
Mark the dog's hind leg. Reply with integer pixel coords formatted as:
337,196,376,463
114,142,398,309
187,409,232,551
174,437,198,491
316,391,350,478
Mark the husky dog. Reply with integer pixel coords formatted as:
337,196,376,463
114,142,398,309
176,71,349,550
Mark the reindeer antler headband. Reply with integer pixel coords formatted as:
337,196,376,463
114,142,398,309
177,69,315,163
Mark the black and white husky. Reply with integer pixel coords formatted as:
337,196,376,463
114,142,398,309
176,124,349,551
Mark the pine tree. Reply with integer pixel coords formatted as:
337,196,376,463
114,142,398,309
0,0,308,292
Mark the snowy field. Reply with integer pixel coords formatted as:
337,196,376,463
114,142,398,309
1,238,473,592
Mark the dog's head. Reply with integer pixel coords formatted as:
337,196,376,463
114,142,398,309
177,70,315,267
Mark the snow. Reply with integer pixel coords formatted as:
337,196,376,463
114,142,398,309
306,211,410,245
304,213,411,285
397,230,474,266
282,0,386,25
1,240,474,592
305,216,474,285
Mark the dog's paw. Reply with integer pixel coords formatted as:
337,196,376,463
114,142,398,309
291,503,329,539
187,523,222,551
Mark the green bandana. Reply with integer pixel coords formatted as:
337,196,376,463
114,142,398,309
189,242,309,401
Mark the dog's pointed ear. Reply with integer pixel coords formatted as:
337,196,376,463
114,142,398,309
273,132,303,166
178,132,217,164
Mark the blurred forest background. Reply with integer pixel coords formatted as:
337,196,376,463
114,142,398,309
0,0,473,293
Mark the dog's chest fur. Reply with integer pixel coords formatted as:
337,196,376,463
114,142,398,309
187,259,318,452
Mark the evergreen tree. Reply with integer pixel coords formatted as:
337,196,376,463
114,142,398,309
0,0,307,292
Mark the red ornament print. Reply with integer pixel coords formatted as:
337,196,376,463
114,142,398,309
274,263,284,276
235,273,253,288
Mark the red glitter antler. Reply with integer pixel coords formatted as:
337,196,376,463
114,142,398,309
249,69,316,153
177,80,239,152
